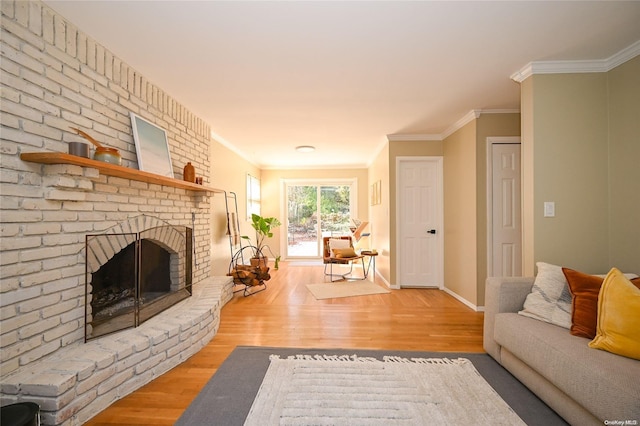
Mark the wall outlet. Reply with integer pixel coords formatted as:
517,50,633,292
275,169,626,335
544,201,555,217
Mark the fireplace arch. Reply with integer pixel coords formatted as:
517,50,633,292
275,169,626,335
85,215,192,340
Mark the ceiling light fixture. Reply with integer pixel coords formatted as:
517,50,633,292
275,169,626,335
295,145,315,153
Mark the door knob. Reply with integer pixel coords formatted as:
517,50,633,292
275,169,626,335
427,229,436,234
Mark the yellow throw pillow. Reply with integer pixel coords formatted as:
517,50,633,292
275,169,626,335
332,248,357,258
588,268,640,360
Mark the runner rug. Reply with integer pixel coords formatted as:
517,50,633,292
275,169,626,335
175,347,567,426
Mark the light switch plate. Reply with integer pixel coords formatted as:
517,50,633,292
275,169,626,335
544,202,555,217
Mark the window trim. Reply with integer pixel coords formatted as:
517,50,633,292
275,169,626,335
246,174,261,219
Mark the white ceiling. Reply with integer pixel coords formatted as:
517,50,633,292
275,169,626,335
44,1,640,169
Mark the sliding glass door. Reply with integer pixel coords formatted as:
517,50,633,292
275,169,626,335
285,180,356,258
287,185,317,257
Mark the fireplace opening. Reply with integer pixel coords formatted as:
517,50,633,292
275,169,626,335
90,239,136,328
85,224,192,341
139,240,171,297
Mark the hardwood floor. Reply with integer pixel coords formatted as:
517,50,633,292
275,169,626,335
85,261,484,425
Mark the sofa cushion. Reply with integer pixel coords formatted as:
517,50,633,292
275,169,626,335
494,312,640,421
564,267,640,339
518,262,571,329
588,268,640,360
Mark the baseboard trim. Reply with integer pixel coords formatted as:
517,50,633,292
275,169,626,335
443,287,485,312
376,271,394,288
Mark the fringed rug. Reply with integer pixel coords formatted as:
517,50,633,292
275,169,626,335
244,354,525,425
175,347,566,426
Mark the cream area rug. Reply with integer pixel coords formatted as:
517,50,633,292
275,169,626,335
306,281,390,300
244,354,526,426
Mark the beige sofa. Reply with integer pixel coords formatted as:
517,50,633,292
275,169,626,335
484,276,640,426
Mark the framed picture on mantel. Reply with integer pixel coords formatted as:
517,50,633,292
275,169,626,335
130,112,174,178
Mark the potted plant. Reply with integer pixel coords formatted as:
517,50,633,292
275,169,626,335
242,213,281,268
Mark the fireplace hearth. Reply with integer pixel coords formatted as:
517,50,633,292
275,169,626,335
85,220,192,340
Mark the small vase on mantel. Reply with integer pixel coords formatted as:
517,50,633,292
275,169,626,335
183,162,195,183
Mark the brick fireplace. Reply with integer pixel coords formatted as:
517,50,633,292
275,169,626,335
0,2,234,424
0,163,234,426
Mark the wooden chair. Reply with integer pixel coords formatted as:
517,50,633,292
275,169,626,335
323,236,366,282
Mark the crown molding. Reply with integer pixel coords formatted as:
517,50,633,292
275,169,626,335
441,109,520,139
210,129,260,168
608,40,640,69
364,139,390,168
387,109,520,142
511,40,640,83
480,109,521,115
440,110,481,139
387,133,442,142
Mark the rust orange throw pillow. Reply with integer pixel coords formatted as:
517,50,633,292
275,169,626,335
563,268,640,339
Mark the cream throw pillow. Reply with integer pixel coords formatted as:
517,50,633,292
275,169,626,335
328,238,352,258
518,262,572,329
328,238,351,250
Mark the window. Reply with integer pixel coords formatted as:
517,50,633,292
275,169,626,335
247,174,261,219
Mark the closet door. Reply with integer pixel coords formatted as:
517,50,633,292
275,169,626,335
491,143,522,277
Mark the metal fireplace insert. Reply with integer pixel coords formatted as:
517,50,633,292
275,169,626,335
85,225,192,340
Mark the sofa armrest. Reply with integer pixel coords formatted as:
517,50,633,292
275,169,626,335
483,277,535,362
486,276,535,314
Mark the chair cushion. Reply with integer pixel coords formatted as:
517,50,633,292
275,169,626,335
332,247,357,258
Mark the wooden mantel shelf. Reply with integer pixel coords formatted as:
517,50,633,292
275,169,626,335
21,152,224,194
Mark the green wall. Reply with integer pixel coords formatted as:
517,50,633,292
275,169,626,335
607,56,640,271
524,56,640,273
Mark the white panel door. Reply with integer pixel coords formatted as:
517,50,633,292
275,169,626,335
398,158,443,288
492,144,522,277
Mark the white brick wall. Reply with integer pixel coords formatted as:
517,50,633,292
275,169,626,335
1,277,233,425
1,2,225,420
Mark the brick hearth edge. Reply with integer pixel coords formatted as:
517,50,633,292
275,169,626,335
0,276,234,426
